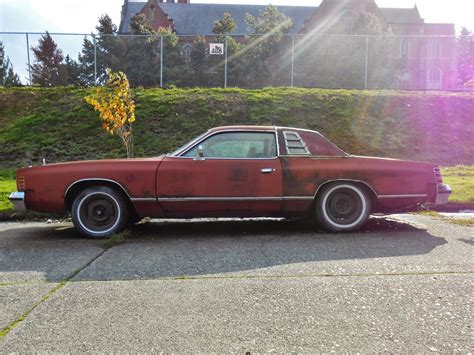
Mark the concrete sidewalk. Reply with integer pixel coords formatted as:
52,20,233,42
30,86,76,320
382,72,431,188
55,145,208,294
0,216,472,352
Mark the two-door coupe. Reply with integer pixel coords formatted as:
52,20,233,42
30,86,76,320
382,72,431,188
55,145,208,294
9,126,451,238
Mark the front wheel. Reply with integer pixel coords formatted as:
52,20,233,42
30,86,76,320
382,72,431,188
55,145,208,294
315,183,371,232
71,186,128,238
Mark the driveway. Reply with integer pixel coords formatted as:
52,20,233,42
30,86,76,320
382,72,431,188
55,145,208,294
0,215,472,352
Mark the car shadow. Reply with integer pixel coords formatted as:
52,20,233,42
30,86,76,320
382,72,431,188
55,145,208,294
0,217,447,282
131,216,419,239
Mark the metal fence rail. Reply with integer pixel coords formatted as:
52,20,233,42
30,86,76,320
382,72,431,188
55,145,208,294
0,32,472,90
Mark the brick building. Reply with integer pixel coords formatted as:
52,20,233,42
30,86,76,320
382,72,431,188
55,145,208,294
119,0,456,90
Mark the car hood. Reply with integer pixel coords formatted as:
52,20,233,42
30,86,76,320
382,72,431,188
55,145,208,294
17,156,165,175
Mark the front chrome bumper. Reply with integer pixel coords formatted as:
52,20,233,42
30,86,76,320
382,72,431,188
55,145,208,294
8,192,27,212
435,184,451,205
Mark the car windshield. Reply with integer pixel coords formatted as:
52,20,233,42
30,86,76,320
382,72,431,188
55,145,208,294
170,130,209,156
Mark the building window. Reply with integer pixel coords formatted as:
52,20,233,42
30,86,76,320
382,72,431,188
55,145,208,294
149,5,155,22
429,39,441,59
428,67,443,89
400,37,410,57
182,43,192,63
429,67,441,81
336,11,357,35
397,71,411,90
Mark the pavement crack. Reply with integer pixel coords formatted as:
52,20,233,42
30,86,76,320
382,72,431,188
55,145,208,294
66,269,474,284
0,247,110,338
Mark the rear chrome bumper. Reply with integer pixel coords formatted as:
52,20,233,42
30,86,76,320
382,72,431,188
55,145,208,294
8,192,27,212
435,184,451,205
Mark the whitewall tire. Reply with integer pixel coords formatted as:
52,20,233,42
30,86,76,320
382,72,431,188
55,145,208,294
71,186,128,238
315,183,371,232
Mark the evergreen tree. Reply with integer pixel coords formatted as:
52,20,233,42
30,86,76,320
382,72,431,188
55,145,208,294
123,13,161,87
245,5,293,51
242,5,293,87
130,13,154,35
212,12,242,87
0,42,7,84
295,12,397,89
213,12,236,37
4,67,22,87
1,41,22,86
62,55,83,86
189,36,209,86
30,32,66,86
79,14,121,85
457,27,474,85
157,27,186,87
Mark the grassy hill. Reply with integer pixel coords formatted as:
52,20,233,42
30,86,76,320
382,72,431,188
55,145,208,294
1,87,473,168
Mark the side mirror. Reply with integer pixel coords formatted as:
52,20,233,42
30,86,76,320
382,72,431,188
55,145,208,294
197,145,204,158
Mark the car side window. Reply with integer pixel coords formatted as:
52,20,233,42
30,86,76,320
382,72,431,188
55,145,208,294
283,131,310,155
182,132,277,159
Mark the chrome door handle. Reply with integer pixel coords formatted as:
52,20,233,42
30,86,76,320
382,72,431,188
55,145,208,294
261,168,275,173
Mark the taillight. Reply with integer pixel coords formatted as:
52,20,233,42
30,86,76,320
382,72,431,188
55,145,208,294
433,167,443,184
17,176,25,190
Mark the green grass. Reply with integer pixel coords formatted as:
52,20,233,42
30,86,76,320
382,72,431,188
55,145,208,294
0,169,16,213
1,87,473,168
448,219,474,227
102,230,130,249
414,210,441,217
413,209,473,227
442,165,474,204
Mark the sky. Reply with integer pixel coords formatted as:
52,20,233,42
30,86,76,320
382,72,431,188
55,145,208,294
1,0,473,83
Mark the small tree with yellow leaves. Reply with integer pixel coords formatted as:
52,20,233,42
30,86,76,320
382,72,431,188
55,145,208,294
85,69,136,158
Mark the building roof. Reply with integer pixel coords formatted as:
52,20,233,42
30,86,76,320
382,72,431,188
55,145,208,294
120,2,450,35
379,7,423,24
120,2,317,34
120,1,150,33
163,3,316,35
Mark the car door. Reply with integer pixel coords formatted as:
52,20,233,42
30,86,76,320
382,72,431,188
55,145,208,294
156,130,282,217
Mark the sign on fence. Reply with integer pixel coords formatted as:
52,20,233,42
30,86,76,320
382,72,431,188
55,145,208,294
209,43,224,55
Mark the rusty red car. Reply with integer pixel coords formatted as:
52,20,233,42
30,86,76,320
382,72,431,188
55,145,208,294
9,125,451,238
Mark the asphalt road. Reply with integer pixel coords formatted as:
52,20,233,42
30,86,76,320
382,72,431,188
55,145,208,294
0,215,472,352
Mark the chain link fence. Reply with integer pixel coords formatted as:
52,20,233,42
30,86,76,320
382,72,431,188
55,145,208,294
1,32,471,90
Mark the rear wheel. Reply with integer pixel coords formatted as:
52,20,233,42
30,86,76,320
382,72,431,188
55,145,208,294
71,186,128,238
315,183,371,232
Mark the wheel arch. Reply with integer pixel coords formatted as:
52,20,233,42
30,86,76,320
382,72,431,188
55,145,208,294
64,179,135,215
312,179,378,209
311,179,376,232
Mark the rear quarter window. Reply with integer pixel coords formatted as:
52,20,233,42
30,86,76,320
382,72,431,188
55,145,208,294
279,129,347,157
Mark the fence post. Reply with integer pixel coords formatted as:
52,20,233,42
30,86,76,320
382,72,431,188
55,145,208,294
364,35,369,89
93,34,97,85
160,35,164,88
26,32,32,85
224,34,228,88
291,35,295,87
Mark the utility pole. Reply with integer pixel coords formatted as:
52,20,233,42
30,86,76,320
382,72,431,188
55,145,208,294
93,35,97,85
160,35,164,88
224,34,228,88
26,32,32,85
